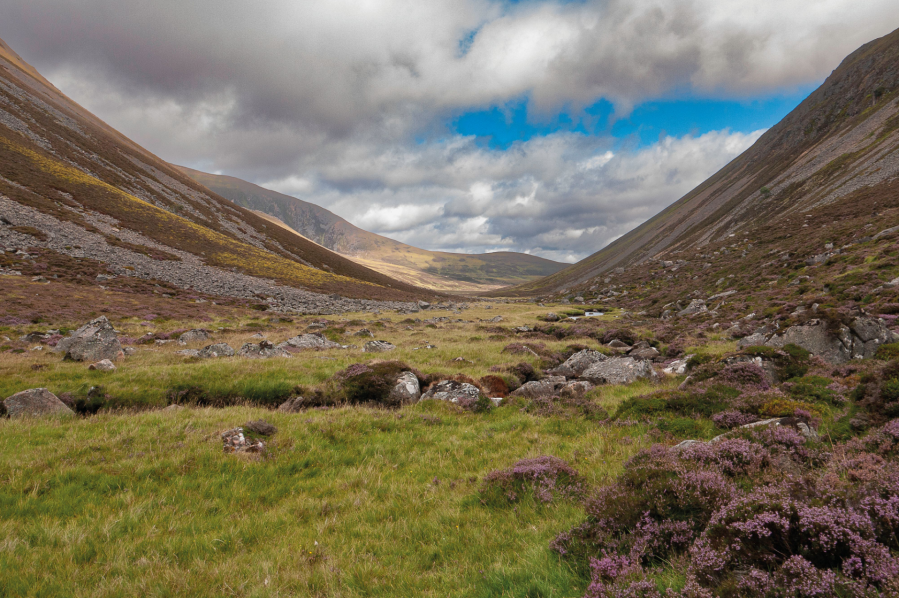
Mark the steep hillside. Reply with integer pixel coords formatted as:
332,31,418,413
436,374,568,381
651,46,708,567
178,167,566,292
501,27,899,297
0,36,433,313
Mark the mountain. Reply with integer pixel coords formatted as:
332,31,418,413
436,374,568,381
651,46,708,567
0,35,435,313
499,27,899,297
177,167,567,292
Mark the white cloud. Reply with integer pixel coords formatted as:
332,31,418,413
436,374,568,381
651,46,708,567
1,0,894,260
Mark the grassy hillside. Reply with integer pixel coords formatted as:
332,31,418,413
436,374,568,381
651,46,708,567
498,26,899,297
0,36,428,302
178,167,567,292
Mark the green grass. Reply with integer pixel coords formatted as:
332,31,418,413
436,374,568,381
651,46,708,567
0,402,653,597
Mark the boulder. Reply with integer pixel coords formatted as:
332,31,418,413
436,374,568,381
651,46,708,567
543,312,560,322
198,343,235,358
236,341,291,359
629,346,660,360
54,316,124,362
3,388,74,418
550,349,607,378
88,359,116,371
421,380,481,404
580,357,659,385
607,339,631,349
354,328,375,337
178,329,209,344
510,376,567,399
363,340,396,353
766,316,899,364
277,333,341,351
386,371,421,406
677,299,707,317
489,316,504,323
663,355,693,375
418,300,431,310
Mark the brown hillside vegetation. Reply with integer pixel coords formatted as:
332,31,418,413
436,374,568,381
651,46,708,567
500,26,899,297
0,36,433,304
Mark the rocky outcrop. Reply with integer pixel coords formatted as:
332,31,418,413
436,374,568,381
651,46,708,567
510,376,567,399
580,357,659,385
277,333,342,351
237,341,291,359
421,380,481,404
363,340,396,353
765,316,899,364
677,299,707,317
54,316,124,362
3,388,74,417
550,350,607,378
198,343,235,358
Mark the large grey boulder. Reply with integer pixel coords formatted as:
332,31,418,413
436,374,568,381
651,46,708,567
363,340,396,353
386,372,421,406
277,333,342,351
765,316,899,364
178,329,209,344
551,350,607,378
421,380,481,404
580,357,659,385
198,343,235,358
510,376,567,399
4,388,74,418
237,341,291,359
54,316,123,362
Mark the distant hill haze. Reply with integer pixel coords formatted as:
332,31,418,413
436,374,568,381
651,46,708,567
177,166,566,292
498,26,899,297
0,35,435,304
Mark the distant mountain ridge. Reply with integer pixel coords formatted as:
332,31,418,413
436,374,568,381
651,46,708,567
178,166,567,292
499,26,899,296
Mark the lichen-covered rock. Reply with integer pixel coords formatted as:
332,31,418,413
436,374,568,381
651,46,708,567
3,388,74,418
178,329,209,344
237,341,291,359
580,357,659,385
765,316,899,364
550,349,607,378
386,371,421,406
363,340,396,353
629,346,661,360
198,343,235,358
421,380,481,404
510,376,567,399
677,299,707,317
277,333,342,351
54,316,124,362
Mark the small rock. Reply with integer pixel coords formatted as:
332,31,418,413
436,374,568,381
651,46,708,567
237,341,291,359
88,359,116,371
221,427,264,454
175,349,201,357
363,340,396,353
607,339,631,349
421,380,481,404
354,328,375,337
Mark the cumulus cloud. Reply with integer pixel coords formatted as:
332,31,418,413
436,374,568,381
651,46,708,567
1,0,896,260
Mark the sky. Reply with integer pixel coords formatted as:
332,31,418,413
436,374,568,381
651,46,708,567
2,1,899,263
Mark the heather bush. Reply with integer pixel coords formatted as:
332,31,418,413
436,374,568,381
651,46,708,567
481,456,585,506
330,360,421,405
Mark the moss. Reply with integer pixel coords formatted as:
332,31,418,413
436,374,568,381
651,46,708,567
656,417,707,438
875,343,899,360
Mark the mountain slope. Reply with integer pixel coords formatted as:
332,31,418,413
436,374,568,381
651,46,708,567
499,26,899,297
177,167,567,292
0,35,432,311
